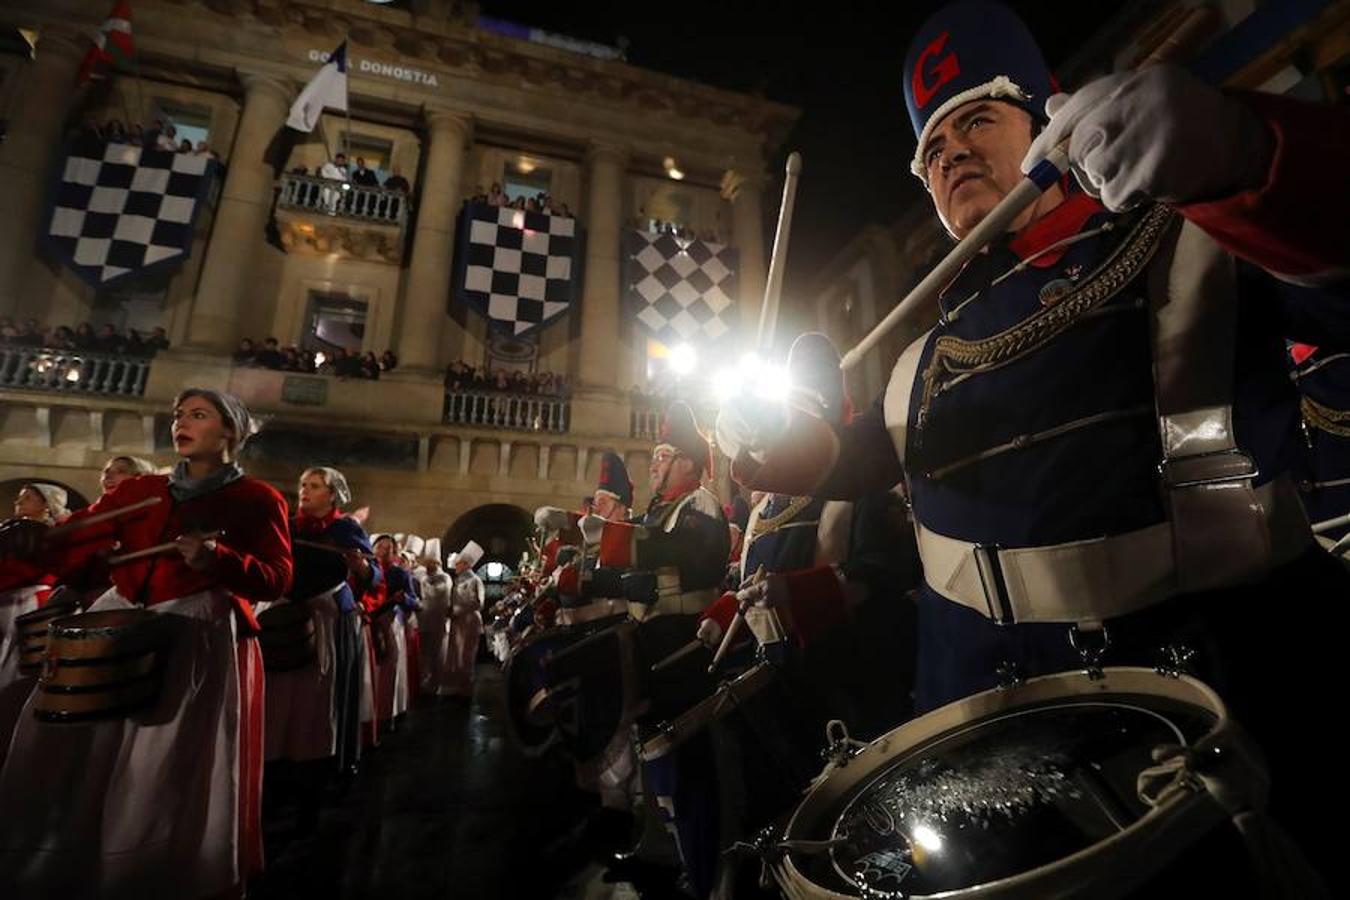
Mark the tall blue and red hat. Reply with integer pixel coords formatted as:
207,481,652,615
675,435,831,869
596,451,634,508
903,0,1055,182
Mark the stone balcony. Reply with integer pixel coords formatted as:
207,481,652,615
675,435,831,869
0,346,152,397
272,174,409,263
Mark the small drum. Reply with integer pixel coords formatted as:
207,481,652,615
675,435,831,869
637,661,776,762
369,603,397,661
257,599,316,672
34,609,168,723
14,600,80,675
770,667,1269,899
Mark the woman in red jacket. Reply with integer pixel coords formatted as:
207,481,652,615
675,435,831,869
0,389,292,900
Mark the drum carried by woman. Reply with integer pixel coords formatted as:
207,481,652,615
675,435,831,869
0,388,291,900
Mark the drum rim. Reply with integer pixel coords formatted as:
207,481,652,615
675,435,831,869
14,602,80,625
49,610,160,639
638,662,777,762
773,666,1237,900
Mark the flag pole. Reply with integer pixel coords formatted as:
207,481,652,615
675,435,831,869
342,35,353,161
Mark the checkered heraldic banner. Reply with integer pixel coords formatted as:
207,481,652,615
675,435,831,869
44,138,218,288
454,203,582,336
622,231,739,344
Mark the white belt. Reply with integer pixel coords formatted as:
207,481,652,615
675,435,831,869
916,477,1311,626
554,598,626,626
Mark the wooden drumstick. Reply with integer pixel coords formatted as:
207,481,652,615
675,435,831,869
46,496,162,539
708,597,752,674
107,530,222,566
756,151,803,353
293,538,379,561
651,638,706,673
840,139,1070,370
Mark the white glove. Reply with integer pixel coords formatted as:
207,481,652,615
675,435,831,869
533,506,573,531
696,617,722,648
578,514,606,545
1022,66,1272,212
715,393,789,461
735,577,770,608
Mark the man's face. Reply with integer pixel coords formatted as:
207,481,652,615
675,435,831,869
593,491,626,521
356,157,366,169
922,101,1041,239
649,447,676,492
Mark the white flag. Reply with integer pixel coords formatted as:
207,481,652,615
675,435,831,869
286,41,348,133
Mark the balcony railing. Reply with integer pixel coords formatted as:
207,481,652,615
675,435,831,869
444,389,569,433
0,347,151,396
277,174,409,229
631,404,662,441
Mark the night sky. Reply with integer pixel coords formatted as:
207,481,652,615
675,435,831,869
479,1,1121,296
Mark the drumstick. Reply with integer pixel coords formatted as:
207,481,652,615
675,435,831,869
756,151,803,353
708,597,752,674
1312,512,1350,535
107,530,222,566
840,139,1071,370
46,496,161,539
651,638,706,673
294,538,379,561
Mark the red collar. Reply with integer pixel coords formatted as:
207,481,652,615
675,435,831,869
1008,192,1105,268
659,478,701,503
295,508,341,533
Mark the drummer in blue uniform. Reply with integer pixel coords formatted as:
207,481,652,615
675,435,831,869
1289,343,1350,548
717,0,1350,882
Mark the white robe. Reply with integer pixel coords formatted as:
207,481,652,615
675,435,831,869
418,572,455,695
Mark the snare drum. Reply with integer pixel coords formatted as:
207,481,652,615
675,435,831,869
34,609,168,723
770,667,1275,900
257,599,316,672
14,601,79,676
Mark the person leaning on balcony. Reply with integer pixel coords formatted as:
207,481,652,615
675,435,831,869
233,338,255,366
351,157,379,188
255,337,285,370
96,324,124,354
487,182,506,207
319,153,349,214
380,350,398,373
144,327,170,356
73,321,97,350
383,170,410,193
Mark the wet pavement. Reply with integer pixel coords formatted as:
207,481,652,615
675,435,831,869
249,664,687,900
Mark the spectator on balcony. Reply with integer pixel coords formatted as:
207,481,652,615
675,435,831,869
143,327,170,356
290,165,308,176
72,322,98,350
383,170,410,194
350,157,379,188
105,120,127,144
487,182,506,207
558,203,572,218
255,337,285,370
233,338,255,366
319,153,349,215
335,350,363,379
360,352,381,381
380,350,398,373
525,197,541,214
509,196,526,211
194,141,217,159
155,123,179,152
177,138,192,154
96,324,125,354
281,345,302,371
129,122,144,146
44,326,74,350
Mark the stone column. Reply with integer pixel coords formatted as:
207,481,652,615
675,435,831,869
186,72,291,352
577,142,627,389
396,108,472,372
0,32,84,316
730,170,767,343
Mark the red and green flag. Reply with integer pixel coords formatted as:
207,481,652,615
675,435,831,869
78,1,135,84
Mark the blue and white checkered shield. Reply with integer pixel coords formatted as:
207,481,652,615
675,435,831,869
43,138,218,287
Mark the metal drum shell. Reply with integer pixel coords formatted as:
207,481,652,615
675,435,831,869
637,662,777,762
34,609,168,724
770,667,1245,900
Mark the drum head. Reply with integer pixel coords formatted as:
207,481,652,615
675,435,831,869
788,675,1222,898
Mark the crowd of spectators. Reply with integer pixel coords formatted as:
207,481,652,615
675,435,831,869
0,318,170,357
470,183,573,218
444,361,570,397
289,153,413,194
75,117,218,158
629,215,722,244
233,337,397,381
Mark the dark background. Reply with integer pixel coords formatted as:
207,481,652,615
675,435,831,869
479,1,1124,295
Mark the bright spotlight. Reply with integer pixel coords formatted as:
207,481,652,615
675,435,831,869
669,343,697,375
313,351,326,367
912,823,943,853
485,561,504,579
711,366,739,403
65,367,82,383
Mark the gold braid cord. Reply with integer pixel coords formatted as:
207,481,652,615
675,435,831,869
1302,395,1350,437
918,205,1177,428
744,494,816,553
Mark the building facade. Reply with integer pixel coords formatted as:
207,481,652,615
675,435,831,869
0,0,798,558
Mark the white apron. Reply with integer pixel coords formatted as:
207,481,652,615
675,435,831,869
0,588,250,900
0,584,42,764
418,574,455,695
255,585,342,762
